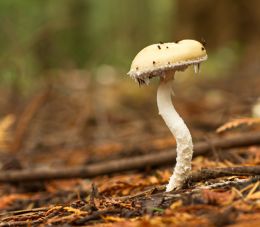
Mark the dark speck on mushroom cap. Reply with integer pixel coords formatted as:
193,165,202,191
127,39,208,83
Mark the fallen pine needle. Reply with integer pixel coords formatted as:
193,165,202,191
216,117,260,133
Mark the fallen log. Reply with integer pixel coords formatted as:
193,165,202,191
1,131,260,183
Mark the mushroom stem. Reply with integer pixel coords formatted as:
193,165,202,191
157,77,193,191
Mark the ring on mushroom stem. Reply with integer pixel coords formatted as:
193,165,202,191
127,39,208,191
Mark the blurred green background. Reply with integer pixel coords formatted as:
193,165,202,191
1,0,259,92
0,0,260,163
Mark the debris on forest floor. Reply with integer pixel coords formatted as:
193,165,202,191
0,131,259,184
0,175,259,226
0,74,260,226
0,142,259,226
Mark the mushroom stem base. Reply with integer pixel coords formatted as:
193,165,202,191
157,79,193,191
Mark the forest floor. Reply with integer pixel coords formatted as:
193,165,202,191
0,69,260,226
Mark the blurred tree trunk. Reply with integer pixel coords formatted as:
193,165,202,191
33,28,55,70
175,0,260,72
66,0,90,67
175,0,260,49
33,0,91,70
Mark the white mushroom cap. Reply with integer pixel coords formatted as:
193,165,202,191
127,39,208,85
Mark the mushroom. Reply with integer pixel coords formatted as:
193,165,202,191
127,39,208,191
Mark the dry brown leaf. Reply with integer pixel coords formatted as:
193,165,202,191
240,183,255,193
246,181,260,199
246,191,260,200
231,187,243,198
0,114,15,150
229,213,260,227
101,215,126,223
98,174,153,196
216,117,260,133
169,200,182,210
45,206,63,216
201,189,234,205
111,215,211,227
0,194,29,209
232,198,254,212
63,206,87,215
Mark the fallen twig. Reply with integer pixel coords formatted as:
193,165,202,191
0,207,49,217
199,177,259,190
0,131,260,183
185,166,260,186
163,176,260,201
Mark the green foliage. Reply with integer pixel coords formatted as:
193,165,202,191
0,0,248,91
0,0,175,89
203,42,242,78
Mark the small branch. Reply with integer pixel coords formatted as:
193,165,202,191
198,177,260,190
185,166,260,186
118,173,260,201
0,131,260,183
0,207,49,217
163,177,260,202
